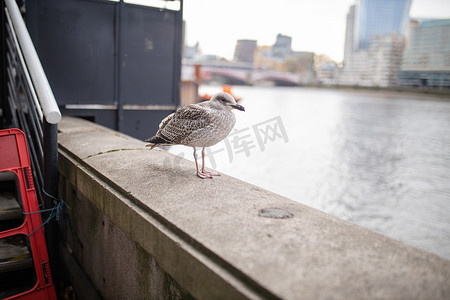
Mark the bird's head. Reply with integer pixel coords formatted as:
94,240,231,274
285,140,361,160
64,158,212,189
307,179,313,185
210,92,245,112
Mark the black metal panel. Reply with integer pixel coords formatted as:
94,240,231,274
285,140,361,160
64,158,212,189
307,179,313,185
122,110,174,140
25,0,182,139
120,5,179,106
26,0,116,106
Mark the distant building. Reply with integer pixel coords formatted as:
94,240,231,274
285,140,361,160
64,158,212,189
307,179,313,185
340,0,412,87
233,39,257,63
315,55,339,85
183,41,200,59
252,34,315,84
368,34,405,87
271,34,292,59
316,62,339,85
182,20,200,59
254,34,293,70
405,19,420,48
343,5,356,67
285,51,315,83
356,0,411,50
254,45,285,70
399,19,450,89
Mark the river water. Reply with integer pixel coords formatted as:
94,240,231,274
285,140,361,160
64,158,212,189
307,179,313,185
169,85,450,260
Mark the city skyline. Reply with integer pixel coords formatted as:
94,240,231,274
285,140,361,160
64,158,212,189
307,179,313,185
340,0,413,87
182,0,450,63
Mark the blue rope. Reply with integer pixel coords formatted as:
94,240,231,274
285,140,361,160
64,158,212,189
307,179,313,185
23,189,71,237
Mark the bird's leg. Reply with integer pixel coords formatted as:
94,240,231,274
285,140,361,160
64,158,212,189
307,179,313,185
193,147,211,179
201,147,220,176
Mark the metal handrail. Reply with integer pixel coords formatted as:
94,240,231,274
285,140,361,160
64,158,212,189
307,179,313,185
4,5,43,122
3,0,61,261
4,0,61,124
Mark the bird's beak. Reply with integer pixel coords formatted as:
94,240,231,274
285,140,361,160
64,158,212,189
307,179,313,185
231,104,245,111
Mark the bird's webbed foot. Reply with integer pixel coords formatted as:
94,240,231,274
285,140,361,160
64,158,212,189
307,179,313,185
196,169,220,179
201,168,220,177
196,170,213,179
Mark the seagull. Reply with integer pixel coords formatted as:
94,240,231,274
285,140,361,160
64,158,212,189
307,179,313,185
145,92,245,179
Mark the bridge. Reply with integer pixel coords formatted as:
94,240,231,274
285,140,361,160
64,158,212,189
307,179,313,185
183,60,303,86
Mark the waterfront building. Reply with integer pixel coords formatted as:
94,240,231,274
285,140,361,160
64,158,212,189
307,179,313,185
254,35,293,71
343,5,356,67
233,39,257,63
254,45,285,71
286,51,315,82
271,34,292,59
340,0,412,87
252,34,315,84
183,41,200,59
316,62,339,85
356,0,411,50
368,34,406,87
340,4,358,85
399,19,450,89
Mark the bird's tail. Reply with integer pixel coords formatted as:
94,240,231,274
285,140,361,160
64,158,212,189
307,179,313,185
144,136,172,149
145,143,159,149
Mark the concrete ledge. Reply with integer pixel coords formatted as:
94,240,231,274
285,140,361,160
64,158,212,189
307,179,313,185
57,116,450,299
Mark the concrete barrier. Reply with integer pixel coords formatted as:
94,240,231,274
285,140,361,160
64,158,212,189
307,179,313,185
57,116,450,299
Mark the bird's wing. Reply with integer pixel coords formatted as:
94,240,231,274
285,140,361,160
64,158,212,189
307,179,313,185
156,112,174,133
159,104,211,144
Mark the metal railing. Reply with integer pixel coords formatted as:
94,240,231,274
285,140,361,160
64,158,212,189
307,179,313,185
3,0,61,213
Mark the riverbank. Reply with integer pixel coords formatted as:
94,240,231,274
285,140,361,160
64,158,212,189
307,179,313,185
305,84,450,99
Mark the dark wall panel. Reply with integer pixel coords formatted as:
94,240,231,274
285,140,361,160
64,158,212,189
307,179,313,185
121,5,178,106
122,110,174,140
26,0,116,105
26,0,182,139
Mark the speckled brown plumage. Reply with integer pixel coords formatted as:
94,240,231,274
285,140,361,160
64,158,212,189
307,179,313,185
145,92,245,179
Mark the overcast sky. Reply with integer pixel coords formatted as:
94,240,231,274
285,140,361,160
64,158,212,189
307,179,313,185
181,0,450,63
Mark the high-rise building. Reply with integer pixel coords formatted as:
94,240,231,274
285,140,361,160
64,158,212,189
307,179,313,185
399,19,450,88
233,39,257,63
343,5,356,67
356,0,411,50
340,0,412,87
367,34,406,86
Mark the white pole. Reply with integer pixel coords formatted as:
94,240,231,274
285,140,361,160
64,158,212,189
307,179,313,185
5,0,62,124
4,8,43,122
